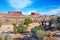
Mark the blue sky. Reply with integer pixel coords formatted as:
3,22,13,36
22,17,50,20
0,0,60,15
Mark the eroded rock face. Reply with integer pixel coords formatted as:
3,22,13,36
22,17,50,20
7,11,24,16
30,12,40,16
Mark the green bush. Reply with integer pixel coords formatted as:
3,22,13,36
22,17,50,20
13,23,19,34
31,26,45,39
24,18,33,25
36,30,45,38
13,24,28,34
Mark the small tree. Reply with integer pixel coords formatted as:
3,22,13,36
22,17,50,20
24,18,33,25
13,24,23,34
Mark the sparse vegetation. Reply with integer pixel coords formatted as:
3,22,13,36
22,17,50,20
13,23,28,34
24,18,33,25
36,30,45,38
31,26,45,40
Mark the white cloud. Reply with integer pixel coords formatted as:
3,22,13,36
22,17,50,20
8,0,33,10
40,7,60,16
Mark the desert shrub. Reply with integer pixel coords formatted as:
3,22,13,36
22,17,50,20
13,23,28,34
36,30,45,38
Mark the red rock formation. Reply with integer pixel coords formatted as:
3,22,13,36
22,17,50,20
7,11,24,16
30,12,40,16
